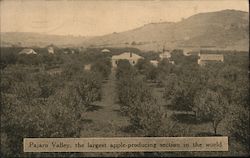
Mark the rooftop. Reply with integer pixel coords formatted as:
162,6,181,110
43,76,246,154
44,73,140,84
199,54,224,61
112,52,143,60
19,48,37,54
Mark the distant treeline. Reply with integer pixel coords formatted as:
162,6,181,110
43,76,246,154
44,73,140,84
1,46,248,69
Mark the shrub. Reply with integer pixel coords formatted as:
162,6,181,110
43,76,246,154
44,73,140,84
116,62,165,136
129,94,165,136
193,89,229,134
61,62,82,80
35,72,56,99
74,71,102,105
163,74,196,112
135,59,158,81
115,59,137,80
228,104,249,147
91,58,111,78
1,86,84,157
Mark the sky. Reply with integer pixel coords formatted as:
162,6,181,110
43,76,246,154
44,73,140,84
0,0,249,36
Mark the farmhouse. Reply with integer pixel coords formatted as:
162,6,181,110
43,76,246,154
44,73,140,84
198,53,224,66
111,52,143,68
18,49,37,55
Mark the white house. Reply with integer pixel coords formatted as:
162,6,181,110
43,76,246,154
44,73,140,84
198,53,224,66
18,49,37,55
150,60,159,67
111,52,143,68
48,46,54,54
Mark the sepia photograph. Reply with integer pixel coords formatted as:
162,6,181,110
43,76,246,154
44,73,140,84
0,0,249,157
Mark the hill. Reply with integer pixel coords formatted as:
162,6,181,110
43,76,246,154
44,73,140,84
1,10,248,51
84,9,249,51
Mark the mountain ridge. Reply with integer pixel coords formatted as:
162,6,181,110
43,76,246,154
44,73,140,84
83,9,248,51
1,9,249,51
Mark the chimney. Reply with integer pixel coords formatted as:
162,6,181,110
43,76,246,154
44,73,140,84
130,52,132,57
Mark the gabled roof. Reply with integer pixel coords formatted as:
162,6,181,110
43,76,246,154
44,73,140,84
19,48,37,55
101,49,110,53
112,52,143,60
150,60,159,64
199,54,224,61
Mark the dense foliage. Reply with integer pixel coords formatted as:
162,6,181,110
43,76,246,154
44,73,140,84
1,46,248,156
1,47,111,157
116,60,165,136
134,51,249,146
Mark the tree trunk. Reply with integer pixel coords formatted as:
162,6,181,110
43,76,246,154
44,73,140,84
212,121,217,135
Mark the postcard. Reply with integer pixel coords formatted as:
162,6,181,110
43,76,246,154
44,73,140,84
0,0,249,157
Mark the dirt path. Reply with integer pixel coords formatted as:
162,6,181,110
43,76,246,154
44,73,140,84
80,70,129,137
